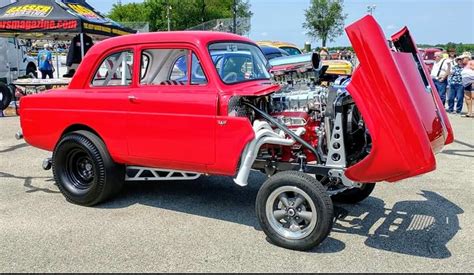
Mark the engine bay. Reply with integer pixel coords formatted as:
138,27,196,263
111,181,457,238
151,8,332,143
228,55,372,191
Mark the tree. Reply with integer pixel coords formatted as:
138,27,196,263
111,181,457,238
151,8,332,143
303,0,347,47
107,3,148,23
108,0,252,32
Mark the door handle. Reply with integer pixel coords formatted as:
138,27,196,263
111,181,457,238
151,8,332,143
128,95,138,103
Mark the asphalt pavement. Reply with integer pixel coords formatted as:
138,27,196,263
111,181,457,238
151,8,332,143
0,114,473,272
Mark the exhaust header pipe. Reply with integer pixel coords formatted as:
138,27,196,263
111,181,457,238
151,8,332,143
233,120,305,187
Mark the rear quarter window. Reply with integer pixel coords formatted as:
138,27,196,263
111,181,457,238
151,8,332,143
92,50,134,87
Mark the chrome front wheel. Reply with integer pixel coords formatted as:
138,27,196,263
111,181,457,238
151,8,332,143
256,171,334,251
266,186,317,240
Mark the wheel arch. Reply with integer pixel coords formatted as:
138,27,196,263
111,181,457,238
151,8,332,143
57,123,126,165
59,124,105,148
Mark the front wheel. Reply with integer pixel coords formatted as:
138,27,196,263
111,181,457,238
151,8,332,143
53,130,124,206
256,171,334,251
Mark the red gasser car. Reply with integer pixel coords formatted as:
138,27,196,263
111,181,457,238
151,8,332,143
19,16,453,251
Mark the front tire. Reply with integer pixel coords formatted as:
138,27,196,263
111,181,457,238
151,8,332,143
53,130,124,206
256,171,334,251
332,183,375,204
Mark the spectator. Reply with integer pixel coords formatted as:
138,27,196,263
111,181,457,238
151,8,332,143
447,55,465,114
447,48,456,61
461,56,474,117
37,44,54,79
430,51,450,106
319,48,329,60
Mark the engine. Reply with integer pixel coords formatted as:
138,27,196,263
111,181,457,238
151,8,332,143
267,84,330,163
228,53,371,187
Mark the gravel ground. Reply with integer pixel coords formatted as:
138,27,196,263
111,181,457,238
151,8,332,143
0,114,473,272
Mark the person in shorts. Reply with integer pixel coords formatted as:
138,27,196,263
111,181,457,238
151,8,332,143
461,56,474,117
37,44,54,79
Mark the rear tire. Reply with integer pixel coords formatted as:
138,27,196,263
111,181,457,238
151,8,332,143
53,130,124,206
0,83,12,111
331,183,375,204
256,171,334,251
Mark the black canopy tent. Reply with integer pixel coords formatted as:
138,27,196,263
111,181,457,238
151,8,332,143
0,0,136,40
0,0,136,73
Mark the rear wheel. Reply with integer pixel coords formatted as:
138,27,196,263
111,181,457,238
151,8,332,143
256,171,334,251
331,183,375,204
53,130,124,206
0,83,12,111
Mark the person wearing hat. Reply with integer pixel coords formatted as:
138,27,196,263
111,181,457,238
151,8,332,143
431,51,451,107
319,48,330,60
447,54,467,114
461,53,474,117
37,43,54,79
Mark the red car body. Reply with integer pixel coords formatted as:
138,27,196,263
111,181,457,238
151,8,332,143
344,17,453,182
20,16,453,184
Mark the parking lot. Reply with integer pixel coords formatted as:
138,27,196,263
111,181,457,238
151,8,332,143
0,115,472,272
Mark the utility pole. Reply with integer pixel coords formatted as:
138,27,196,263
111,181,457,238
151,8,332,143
232,0,237,34
167,5,172,31
367,4,376,15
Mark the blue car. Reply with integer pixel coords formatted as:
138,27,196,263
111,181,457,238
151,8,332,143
259,45,290,60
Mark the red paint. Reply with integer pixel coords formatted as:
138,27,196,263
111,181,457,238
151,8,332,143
20,17,452,182
21,31,273,176
269,111,319,163
344,16,453,183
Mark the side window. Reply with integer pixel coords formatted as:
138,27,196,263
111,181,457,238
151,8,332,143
141,53,150,80
92,50,133,87
170,55,187,81
140,48,188,85
191,53,207,85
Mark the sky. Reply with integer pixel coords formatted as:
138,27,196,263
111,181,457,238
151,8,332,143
88,0,474,48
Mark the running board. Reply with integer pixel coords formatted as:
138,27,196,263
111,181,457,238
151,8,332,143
125,166,201,181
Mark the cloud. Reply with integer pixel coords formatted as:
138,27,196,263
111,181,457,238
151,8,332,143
260,32,268,37
386,24,396,30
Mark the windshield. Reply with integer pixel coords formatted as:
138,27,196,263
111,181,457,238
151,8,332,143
209,42,271,84
280,46,301,56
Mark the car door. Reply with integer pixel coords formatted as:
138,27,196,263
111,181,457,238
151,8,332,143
127,45,217,172
84,48,134,161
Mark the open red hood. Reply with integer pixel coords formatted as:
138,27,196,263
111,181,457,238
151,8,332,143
344,15,453,183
